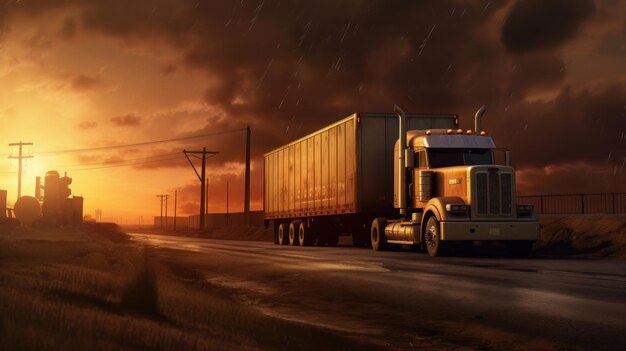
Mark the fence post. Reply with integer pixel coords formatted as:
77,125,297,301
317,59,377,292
580,194,585,214
540,194,544,214
612,192,616,214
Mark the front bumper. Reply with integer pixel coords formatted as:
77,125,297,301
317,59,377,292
440,221,540,241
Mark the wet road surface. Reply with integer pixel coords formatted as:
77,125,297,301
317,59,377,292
129,233,626,350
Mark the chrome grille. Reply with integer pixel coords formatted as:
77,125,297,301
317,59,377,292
475,170,513,216
477,173,488,214
501,173,512,214
488,171,500,213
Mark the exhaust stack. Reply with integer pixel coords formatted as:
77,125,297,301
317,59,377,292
394,104,407,217
474,105,486,133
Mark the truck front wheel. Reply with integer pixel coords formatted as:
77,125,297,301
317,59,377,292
424,217,447,257
371,218,388,251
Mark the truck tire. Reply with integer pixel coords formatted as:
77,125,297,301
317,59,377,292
288,222,298,246
371,218,388,251
278,223,288,245
298,222,315,246
506,240,533,258
424,217,447,257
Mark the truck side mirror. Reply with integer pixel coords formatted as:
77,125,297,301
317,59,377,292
505,150,511,166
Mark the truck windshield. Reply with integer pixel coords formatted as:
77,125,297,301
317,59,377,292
427,148,493,168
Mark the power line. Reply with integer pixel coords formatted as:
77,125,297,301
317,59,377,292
33,127,246,155
54,152,181,168
66,154,185,172
0,152,183,174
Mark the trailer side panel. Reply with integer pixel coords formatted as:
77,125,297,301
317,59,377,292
264,113,456,219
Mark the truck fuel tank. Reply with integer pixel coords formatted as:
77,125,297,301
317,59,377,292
384,220,420,243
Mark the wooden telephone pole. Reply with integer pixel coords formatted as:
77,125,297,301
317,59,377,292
244,126,251,225
8,142,33,199
183,148,218,230
174,190,177,231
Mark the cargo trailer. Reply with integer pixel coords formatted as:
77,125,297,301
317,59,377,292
264,112,459,247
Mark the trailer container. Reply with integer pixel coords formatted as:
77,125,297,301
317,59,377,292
264,112,457,245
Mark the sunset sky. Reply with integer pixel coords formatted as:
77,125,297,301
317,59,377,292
0,0,625,223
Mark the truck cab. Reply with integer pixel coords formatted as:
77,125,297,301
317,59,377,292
374,108,540,257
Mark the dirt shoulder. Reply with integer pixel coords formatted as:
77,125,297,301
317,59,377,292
536,215,626,258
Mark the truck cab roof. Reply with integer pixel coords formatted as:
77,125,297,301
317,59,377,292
406,129,496,149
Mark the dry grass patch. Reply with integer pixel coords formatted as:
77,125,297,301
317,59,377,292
0,225,377,350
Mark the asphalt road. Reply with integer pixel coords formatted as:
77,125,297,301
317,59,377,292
129,233,626,350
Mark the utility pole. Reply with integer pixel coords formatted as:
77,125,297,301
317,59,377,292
244,125,251,225
165,194,169,229
8,142,33,199
183,148,218,231
156,194,168,228
205,178,209,227
174,190,177,231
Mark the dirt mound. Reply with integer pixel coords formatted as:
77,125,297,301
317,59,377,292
537,216,626,258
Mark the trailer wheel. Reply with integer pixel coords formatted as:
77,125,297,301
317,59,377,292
288,222,298,246
277,223,288,245
298,222,315,246
424,217,448,257
371,218,388,251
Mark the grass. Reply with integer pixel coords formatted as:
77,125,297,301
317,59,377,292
0,224,377,350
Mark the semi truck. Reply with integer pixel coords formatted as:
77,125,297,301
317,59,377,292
263,106,539,257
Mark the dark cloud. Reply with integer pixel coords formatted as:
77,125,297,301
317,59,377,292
111,114,142,127
501,0,595,53
490,82,626,170
517,162,626,195
70,74,101,91
2,0,622,196
596,24,626,56
160,63,177,75
76,121,97,130
59,17,77,39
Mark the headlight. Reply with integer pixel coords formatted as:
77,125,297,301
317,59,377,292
445,203,468,213
516,204,534,214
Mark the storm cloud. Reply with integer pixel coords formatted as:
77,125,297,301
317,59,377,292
1,0,624,200
111,114,142,127
501,0,595,53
